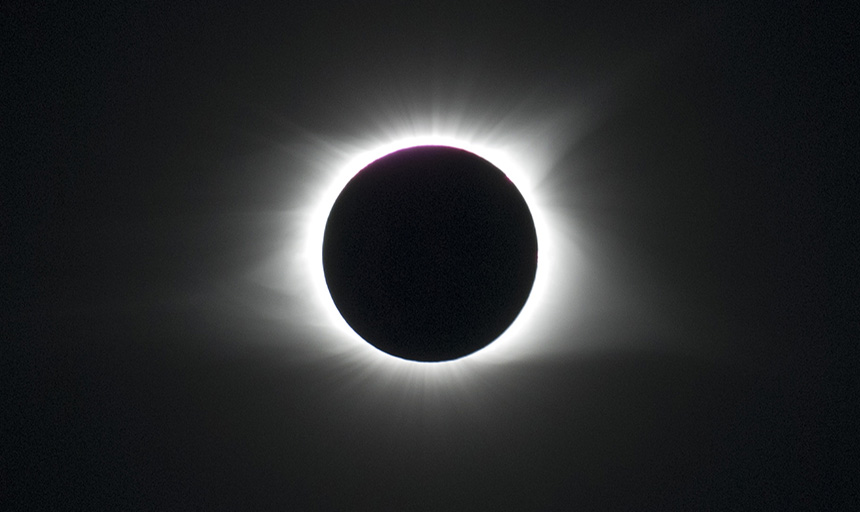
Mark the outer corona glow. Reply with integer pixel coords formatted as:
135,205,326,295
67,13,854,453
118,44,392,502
284,116,585,387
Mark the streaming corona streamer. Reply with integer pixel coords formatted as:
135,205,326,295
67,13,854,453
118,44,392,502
263,110,589,387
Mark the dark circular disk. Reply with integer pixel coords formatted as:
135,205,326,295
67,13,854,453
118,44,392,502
322,145,538,362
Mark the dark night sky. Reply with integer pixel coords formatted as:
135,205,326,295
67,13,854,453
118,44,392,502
6,2,856,510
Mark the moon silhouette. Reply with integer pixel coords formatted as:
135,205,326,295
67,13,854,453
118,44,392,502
322,145,538,362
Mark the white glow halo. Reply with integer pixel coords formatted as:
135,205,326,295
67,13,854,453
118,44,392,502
277,117,587,386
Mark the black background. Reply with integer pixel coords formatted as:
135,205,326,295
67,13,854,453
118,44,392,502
6,2,856,509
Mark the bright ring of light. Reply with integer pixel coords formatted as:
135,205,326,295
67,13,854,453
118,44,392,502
285,121,585,387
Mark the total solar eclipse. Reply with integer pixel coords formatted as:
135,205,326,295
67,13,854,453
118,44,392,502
322,145,538,362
